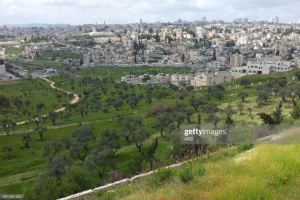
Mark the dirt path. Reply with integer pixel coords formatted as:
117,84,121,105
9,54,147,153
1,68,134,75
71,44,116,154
1,118,112,136
15,78,79,125
106,70,111,77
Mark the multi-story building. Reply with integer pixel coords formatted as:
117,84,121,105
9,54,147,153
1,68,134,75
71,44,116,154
155,73,171,83
230,53,244,67
191,71,232,86
231,60,291,79
121,75,139,84
170,72,196,86
138,74,156,82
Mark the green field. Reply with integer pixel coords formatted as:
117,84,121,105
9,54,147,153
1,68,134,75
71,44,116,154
78,66,195,80
34,50,83,61
5,46,24,55
0,79,73,123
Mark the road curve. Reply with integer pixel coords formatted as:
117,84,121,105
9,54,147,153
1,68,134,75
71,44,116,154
16,78,79,125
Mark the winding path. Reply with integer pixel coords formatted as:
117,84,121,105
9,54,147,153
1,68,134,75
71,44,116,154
15,78,79,125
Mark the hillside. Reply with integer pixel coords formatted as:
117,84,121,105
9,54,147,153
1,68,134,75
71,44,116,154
91,144,300,200
1,67,300,199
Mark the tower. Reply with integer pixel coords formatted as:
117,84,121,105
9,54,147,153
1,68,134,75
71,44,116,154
140,18,143,24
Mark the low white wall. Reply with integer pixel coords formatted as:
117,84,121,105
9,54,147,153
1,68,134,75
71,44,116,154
57,151,219,200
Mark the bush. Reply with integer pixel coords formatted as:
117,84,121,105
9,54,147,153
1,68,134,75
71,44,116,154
0,94,10,108
195,165,206,177
145,102,174,118
237,144,254,152
96,190,116,200
127,153,145,174
145,167,175,188
33,166,91,199
178,165,194,183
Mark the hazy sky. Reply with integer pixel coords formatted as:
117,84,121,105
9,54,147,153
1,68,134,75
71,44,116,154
1,0,300,25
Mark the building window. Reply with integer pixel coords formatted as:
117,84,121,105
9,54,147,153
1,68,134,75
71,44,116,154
255,66,257,68
284,68,286,70
249,70,252,73
251,66,253,68
275,67,276,69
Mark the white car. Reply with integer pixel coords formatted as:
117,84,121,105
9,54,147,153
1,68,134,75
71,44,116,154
43,74,49,77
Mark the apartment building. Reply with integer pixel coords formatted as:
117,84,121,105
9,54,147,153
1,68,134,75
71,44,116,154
155,73,171,83
121,75,139,84
191,71,232,86
231,60,291,79
170,72,196,86
230,53,244,67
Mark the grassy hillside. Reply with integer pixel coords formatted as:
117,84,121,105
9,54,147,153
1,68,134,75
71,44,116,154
1,67,300,199
88,144,300,199
0,79,72,123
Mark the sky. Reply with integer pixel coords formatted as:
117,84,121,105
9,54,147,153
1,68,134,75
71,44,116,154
1,0,300,25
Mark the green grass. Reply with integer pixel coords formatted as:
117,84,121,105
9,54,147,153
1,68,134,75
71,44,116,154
78,66,195,80
103,144,300,200
33,50,83,61
0,119,172,199
1,68,300,199
0,79,73,123
5,46,24,55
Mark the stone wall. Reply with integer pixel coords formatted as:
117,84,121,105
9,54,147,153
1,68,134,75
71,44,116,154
57,154,211,200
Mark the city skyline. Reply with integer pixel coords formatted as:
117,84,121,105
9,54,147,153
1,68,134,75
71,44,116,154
0,0,300,25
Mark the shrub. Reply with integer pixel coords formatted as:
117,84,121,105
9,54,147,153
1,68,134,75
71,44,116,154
145,102,174,118
0,94,10,108
195,165,206,177
178,165,194,183
145,167,175,188
22,109,28,115
127,153,145,174
96,190,116,200
237,144,254,152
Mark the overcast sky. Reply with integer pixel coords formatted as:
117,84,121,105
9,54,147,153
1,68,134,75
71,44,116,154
1,0,300,25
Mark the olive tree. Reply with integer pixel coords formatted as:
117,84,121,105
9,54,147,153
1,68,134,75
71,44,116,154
0,119,16,136
70,126,96,162
237,91,249,102
151,113,175,138
34,126,47,141
1,146,13,160
84,150,118,180
21,133,33,149
96,128,121,158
